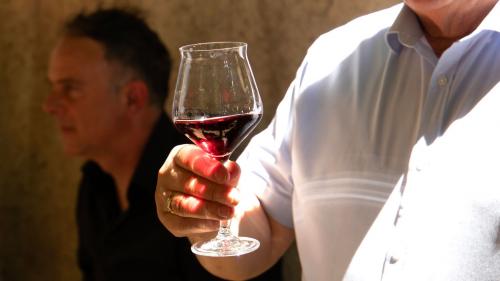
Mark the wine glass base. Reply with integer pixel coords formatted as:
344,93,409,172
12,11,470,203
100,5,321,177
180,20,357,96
191,236,260,257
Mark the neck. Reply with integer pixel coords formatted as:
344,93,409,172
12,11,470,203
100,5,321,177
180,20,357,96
94,108,161,210
410,0,498,56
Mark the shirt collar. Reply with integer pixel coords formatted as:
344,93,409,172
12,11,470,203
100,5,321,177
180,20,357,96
386,5,424,54
127,113,187,207
386,2,500,53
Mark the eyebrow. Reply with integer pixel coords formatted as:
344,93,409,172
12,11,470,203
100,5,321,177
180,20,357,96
47,77,83,86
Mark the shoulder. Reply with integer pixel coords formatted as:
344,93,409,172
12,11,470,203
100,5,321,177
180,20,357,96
305,3,402,67
311,3,402,52
291,4,402,97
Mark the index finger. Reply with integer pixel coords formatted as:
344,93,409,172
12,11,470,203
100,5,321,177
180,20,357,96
158,144,241,207
174,145,231,184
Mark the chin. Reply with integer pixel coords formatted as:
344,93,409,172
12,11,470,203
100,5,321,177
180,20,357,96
60,141,85,157
59,133,84,156
62,147,82,157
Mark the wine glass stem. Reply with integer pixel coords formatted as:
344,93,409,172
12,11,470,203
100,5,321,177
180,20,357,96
216,219,233,239
213,158,237,240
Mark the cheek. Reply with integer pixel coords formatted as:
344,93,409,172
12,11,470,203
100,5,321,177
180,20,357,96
73,107,105,133
73,93,128,138
84,108,127,137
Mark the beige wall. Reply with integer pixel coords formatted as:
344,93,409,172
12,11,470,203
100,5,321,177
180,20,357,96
0,0,399,280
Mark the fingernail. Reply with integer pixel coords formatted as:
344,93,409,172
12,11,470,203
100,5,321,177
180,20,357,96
218,206,233,219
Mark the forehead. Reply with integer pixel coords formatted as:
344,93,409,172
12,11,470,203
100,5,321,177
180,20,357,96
48,36,112,81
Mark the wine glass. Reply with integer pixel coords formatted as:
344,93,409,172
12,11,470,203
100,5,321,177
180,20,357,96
172,42,262,257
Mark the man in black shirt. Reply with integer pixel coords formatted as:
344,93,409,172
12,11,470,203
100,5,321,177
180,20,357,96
43,7,282,281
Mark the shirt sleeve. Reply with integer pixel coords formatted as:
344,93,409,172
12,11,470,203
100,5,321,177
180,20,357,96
237,68,303,228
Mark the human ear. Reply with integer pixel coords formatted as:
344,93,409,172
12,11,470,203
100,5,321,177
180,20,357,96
124,80,149,113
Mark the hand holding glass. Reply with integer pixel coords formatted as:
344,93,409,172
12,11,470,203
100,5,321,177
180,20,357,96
172,42,262,257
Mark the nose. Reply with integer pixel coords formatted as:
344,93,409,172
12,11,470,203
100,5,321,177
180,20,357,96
42,90,64,116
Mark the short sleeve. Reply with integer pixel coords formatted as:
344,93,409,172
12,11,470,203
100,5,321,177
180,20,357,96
237,71,302,228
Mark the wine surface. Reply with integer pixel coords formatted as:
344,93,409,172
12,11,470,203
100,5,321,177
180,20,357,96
175,113,262,160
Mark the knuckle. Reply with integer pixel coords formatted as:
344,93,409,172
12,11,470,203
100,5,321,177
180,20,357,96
158,163,168,176
168,166,180,181
175,144,198,166
183,176,200,196
169,195,183,215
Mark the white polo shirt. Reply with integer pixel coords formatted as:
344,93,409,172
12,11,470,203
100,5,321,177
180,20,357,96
238,3,500,280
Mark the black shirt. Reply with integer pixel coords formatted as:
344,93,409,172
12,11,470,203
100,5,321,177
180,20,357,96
76,114,283,281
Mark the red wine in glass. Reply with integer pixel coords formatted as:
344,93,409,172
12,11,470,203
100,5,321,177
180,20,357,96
174,113,262,161
173,42,262,257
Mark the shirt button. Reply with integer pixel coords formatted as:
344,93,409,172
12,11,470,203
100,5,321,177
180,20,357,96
438,76,448,86
389,255,400,264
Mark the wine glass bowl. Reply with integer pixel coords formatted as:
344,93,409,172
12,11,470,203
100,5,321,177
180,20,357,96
173,42,262,256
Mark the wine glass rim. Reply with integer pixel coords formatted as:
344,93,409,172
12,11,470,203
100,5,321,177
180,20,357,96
179,41,247,52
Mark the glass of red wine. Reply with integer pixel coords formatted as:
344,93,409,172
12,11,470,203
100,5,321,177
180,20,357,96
172,42,262,257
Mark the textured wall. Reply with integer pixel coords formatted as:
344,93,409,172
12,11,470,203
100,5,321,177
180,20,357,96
0,0,399,280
